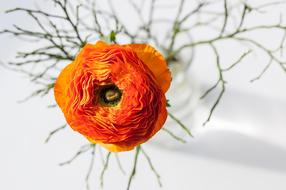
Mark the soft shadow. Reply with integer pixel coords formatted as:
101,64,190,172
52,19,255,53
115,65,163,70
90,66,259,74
173,130,286,173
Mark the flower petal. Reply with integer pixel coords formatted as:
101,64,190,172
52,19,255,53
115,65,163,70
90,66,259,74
87,138,135,152
125,44,172,93
54,41,107,108
54,63,74,109
151,95,168,136
94,40,108,48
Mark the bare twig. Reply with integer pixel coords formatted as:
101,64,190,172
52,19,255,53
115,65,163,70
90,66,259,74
250,59,273,82
126,146,140,190
168,112,193,137
100,152,111,188
162,128,186,143
45,124,66,143
141,147,162,187
85,144,96,190
115,153,126,175
222,50,252,71
219,0,229,36
202,43,226,126
59,144,93,166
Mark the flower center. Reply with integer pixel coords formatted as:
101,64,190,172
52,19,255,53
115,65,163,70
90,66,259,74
99,84,122,106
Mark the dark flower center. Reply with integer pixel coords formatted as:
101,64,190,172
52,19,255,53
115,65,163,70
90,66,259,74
99,84,122,106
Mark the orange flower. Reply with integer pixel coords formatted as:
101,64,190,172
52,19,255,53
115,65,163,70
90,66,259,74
54,41,171,152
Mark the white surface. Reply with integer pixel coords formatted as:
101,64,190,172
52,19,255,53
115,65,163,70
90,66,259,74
1,0,286,190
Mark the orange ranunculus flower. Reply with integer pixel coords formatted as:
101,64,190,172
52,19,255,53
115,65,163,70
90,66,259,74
54,41,171,152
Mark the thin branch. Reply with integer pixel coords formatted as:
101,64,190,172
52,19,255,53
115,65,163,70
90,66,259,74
85,144,96,190
235,36,286,72
115,153,126,175
200,80,220,99
202,82,225,126
203,43,226,126
54,0,85,45
126,146,141,190
17,83,54,103
45,124,67,143
5,8,66,20
250,59,273,82
59,144,93,166
141,147,162,187
166,0,185,61
90,0,104,37
100,152,111,188
222,50,252,71
168,112,193,137
98,146,105,165
219,0,229,37
162,128,186,143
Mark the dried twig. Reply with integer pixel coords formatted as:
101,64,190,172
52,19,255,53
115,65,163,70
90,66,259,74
126,146,140,190
162,128,186,143
141,147,162,187
202,43,226,126
168,112,193,137
115,153,126,175
59,144,93,166
85,144,96,190
100,151,111,188
45,123,66,143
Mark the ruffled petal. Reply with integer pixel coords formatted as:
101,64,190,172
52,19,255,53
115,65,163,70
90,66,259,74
54,63,74,109
87,138,135,152
151,95,168,136
125,44,172,93
94,40,108,48
54,41,108,108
